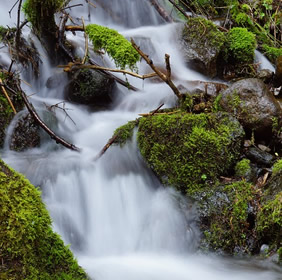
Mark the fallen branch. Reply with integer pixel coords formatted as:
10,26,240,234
94,134,119,160
139,110,180,116
149,0,174,23
131,38,182,99
3,82,80,152
63,25,138,91
59,62,158,80
167,0,190,20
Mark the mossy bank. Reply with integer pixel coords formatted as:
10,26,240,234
0,159,88,280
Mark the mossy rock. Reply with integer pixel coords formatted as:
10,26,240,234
66,68,116,107
137,112,244,196
219,78,282,140
0,72,24,148
0,159,88,280
226,27,256,64
200,180,260,255
181,17,226,77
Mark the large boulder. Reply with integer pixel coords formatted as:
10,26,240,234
137,112,244,196
65,69,116,107
181,17,225,78
219,78,282,140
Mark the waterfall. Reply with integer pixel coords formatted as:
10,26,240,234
1,1,280,279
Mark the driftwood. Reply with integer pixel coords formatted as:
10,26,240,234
131,38,182,99
149,0,174,23
3,82,81,152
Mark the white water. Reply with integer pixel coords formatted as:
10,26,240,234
1,1,280,279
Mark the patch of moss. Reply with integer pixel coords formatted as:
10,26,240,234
262,45,282,62
227,27,257,64
203,181,259,254
137,112,244,196
0,159,88,280
256,192,282,249
85,24,140,70
22,0,67,34
272,159,282,176
183,17,226,53
235,158,251,178
113,120,138,146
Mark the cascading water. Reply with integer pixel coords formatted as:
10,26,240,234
1,1,281,279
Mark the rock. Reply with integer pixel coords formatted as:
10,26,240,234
219,78,282,140
9,112,40,152
245,146,275,166
198,181,260,255
181,18,225,78
256,69,273,83
66,69,116,107
46,72,66,89
137,112,244,195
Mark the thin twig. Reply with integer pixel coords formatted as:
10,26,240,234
131,38,182,99
59,62,158,80
4,83,81,152
0,78,17,114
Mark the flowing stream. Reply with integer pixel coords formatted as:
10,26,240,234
0,1,281,279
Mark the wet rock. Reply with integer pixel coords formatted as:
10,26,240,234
219,78,282,140
256,69,273,83
181,18,225,78
10,112,40,152
65,69,116,107
245,146,275,167
46,72,66,89
197,181,260,255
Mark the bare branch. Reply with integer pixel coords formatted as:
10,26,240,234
131,38,182,99
3,82,81,152
59,62,158,80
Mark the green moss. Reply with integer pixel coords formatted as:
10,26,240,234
272,159,282,176
262,45,282,62
22,0,66,33
85,24,140,70
0,160,88,279
137,112,244,196
227,27,257,64
204,181,258,254
113,120,138,146
235,159,251,178
183,17,226,52
256,192,282,247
